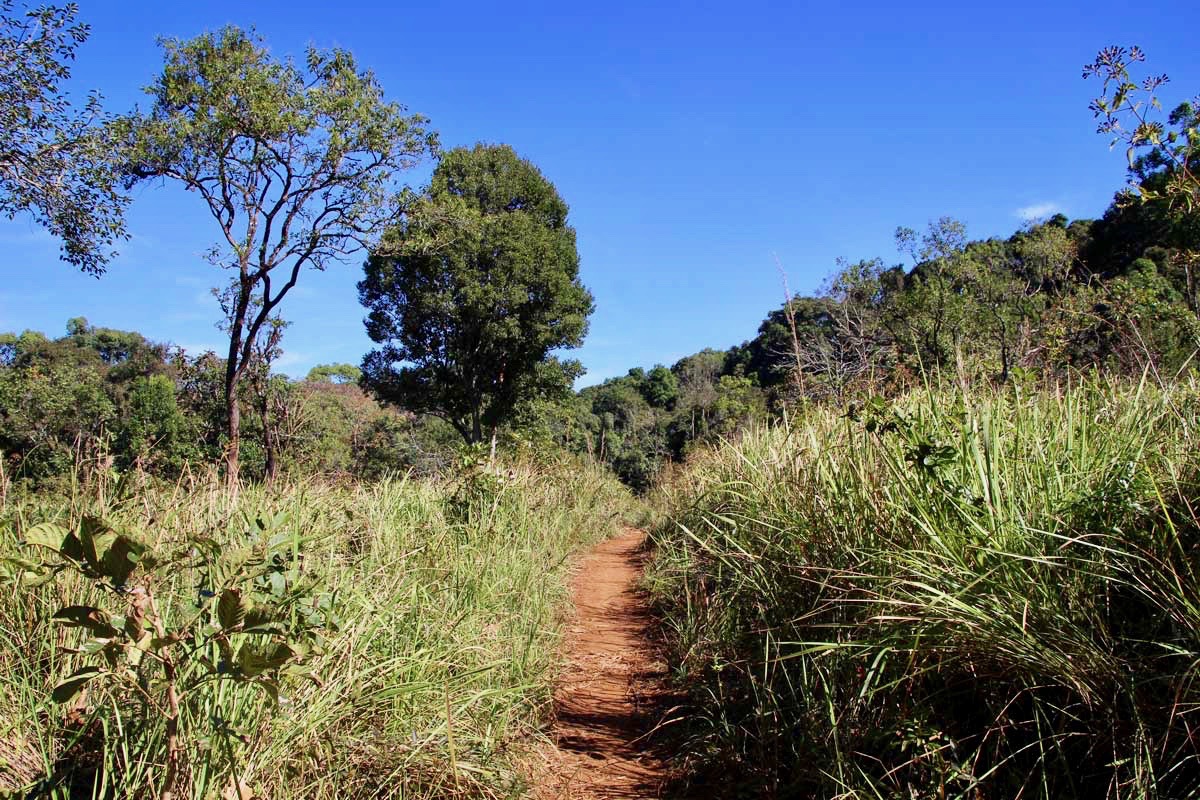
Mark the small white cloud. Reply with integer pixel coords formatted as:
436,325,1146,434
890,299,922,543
1015,202,1062,221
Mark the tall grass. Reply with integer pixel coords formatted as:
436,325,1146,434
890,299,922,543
0,456,634,798
647,375,1200,798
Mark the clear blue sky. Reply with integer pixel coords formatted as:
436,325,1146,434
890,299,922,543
0,0,1196,385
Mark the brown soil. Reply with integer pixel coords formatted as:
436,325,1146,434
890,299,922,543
531,527,676,799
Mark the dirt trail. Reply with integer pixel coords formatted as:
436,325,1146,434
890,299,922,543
533,527,674,799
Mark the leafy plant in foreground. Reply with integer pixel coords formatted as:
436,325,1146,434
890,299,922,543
6,511,336,799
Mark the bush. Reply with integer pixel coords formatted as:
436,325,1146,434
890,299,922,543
1,456,635,799
647,376,1200,798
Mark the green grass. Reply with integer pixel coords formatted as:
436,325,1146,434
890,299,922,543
0,455,635,799
646,375,1200,798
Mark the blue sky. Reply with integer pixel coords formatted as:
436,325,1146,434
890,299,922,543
0,0,1196,385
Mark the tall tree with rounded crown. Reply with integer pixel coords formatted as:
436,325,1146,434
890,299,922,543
359,143,594,449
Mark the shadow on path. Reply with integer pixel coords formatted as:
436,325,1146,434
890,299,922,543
532,529,697,800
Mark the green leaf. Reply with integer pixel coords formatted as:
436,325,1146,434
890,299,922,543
52,666,104,704
236,642,295,677
53,606,120,638
257,678,281,703
127,631,152,667
78,516,116,572
242,607,283,634
77,637,117,655
100,534,145,587
267,532,292,554
0,554,49,586
59,532,86,563
217,588,247,630
23,522,70,551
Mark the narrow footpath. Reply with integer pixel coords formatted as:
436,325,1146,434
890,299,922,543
533,527,675,799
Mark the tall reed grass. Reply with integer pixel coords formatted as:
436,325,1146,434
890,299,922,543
0,455,634,798
647,375,1200,798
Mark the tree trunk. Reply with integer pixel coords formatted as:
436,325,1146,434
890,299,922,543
224,386,240,487
222,277,254,489
262,400,277,483
1184,253,1198,315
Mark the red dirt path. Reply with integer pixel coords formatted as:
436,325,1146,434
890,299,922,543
532,528,674,799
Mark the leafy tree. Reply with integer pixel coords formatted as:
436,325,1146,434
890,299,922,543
305,363,361,384
0,1,127,274
171,349,226,464
888,217,972,371
1085,47,1200,313
729,297,837,390
641,365,679,408
952,239,1039,381
711,374,766,432
0,328,118,482
360,143,594,446
116,26,437,482
670,349,726,442
1012,215,1080,291
1084,46,1199,212
1044,257,1200,373
583,375,663,489
115,374,195,474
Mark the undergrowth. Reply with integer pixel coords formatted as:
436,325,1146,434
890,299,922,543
0,455,634,799
647,374,1200,799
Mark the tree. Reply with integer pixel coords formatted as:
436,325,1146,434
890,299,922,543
0,329,116,481
582,375,664,489
954,238,1040,381
786,258,893,399
1085,47,1200,314
306,363,361,384
116,374,195,474
359,143,594,448
671,349,726,440
214,280,289,482
0,1,127,273
1084,46,1199,212
641,364,678,408
888,217,971,371
116,26,437,482
729,297,837,390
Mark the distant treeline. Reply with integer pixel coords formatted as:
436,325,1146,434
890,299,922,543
0,320,458,490
3,178,1196,492
573,186,1198,487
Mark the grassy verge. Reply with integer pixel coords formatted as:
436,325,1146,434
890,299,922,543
646,376,1200,798
0,455,634,799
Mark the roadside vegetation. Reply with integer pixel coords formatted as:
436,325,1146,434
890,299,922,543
3,0,1200,796
647,377,1200,797
642,47,1200,799
1,456,634,797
